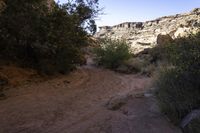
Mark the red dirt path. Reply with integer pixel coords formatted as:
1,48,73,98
0,62,182,133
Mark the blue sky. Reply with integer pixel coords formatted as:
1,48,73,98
55,0,200,27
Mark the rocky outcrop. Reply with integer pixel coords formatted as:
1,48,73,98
157,34,173,46
95,8,200,53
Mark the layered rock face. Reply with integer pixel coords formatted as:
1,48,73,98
95,8,200,53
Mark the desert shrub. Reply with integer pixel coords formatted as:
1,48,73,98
156,68,200,124
131,45,170,76
94,38,132,69
125,48,158,75
0,0,100,74
147,43,172,64
155,33,200,129
141,64,156,76
123,57,155,74
167,34,200,72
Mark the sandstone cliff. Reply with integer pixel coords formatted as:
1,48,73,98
95,8,200,53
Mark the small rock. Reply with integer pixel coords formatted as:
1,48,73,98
115,65,131,74
105,94,129,110
132,93,144,98
144,93,153,98
63,80,70,84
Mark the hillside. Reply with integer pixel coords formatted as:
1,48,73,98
96,8,200,53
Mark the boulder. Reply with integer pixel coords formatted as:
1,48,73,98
105,94,129,110
156,34,173,45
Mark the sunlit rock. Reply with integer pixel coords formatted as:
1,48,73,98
95,8,200,54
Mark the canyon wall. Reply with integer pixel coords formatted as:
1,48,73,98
95,8,200,53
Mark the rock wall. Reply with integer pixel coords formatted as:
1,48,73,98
95,8,200,53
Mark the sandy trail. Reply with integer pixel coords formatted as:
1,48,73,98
0,60,181,133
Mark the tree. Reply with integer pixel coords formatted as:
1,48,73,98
0,0,100,74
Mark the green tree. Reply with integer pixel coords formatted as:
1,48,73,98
0,0,100,74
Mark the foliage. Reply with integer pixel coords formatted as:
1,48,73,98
156,68,200,124
155,33,200,129
167,33,200,72
0,0,99,74
94,38,132,69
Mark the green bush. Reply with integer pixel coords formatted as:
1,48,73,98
156,68,200,124
155,33,200,129
94,38,132,69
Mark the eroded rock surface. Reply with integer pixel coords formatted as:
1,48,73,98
96,8,200,53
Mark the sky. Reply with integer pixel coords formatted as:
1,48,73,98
55,0,200,28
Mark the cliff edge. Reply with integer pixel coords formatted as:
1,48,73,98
95,8,200,53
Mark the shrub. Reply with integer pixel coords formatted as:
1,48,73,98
155,33,200,130
94,38,132,69
141,63,156,76
156,68,200,124
131,45,170,76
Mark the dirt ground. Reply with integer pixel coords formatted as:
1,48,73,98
0,59,182,133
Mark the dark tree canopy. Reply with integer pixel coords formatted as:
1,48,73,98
0,0,100,74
